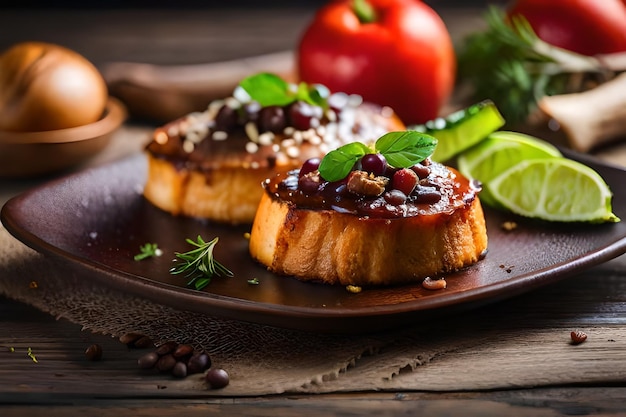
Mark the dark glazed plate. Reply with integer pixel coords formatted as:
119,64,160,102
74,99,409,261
3,151,626,333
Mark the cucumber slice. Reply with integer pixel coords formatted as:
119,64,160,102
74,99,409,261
410,100,505,163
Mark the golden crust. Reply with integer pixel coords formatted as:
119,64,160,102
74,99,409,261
249,192,488,286
143,153,297,224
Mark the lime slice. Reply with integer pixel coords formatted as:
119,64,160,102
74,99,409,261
457,131,562,207
412,100,505,163
489,158,619,223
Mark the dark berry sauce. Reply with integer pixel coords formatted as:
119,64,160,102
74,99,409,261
264,159,481,219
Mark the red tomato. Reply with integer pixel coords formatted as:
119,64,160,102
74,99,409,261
297,0,455,125
507,0,626,56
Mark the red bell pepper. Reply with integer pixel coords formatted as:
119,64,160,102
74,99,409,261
297,0,456,125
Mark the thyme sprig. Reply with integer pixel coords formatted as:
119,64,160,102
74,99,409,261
170,235,233,290
457,6,610,126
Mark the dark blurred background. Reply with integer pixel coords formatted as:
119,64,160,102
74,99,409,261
1,0,508,8
0,0,509,66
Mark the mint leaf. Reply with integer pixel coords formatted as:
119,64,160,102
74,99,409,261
319,142,371,182
239,73,294,107
376,131,437,168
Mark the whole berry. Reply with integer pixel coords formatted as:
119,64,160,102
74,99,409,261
392,168,418,195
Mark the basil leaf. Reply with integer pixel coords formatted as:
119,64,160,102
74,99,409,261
301,83,330,108
318,142,371,182
238,73,295,107
375,131,437,168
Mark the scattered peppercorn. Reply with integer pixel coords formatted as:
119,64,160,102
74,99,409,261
85,344,103,361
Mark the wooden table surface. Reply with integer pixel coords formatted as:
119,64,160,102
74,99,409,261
1,4,626,416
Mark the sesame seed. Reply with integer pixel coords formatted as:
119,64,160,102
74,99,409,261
167,125,179,137
224,97,241,109
154,131,169,145
212,130,228,141
258,132,275,146
246,142,259,154
281,138,296,148
286,146,300,158
381,106,394,118
348,94,363,107
183,140,195,153
245,122,260,143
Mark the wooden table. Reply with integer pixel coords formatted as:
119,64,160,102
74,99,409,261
1,5,626,416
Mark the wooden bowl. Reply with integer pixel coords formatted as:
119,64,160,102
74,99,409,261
0,97,126,178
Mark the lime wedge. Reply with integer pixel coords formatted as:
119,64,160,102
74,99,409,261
457,131,562,207
412,100,505,163
489,158,619,223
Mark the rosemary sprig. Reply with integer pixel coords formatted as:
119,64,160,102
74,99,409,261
456,6,609,126
170,235,233,290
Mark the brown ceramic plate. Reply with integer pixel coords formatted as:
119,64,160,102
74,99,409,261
2,150,626,333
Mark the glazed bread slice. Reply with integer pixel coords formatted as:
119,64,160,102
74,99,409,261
249,192,488,286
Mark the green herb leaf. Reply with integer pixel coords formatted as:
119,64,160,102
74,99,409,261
298,81,329,108
238,73,330,108
318,131,437,182
134,243,162,261
239,73,294,107
318,142,371,182
170,235,233,291
247,278,260,285
375,131,438,168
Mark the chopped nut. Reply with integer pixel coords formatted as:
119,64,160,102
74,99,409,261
571,330,588,345
346,285,362,293
501,221,518,231
347,171,389,197
422,277,447,290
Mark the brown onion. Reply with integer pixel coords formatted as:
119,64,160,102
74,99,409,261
0,42,108,132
